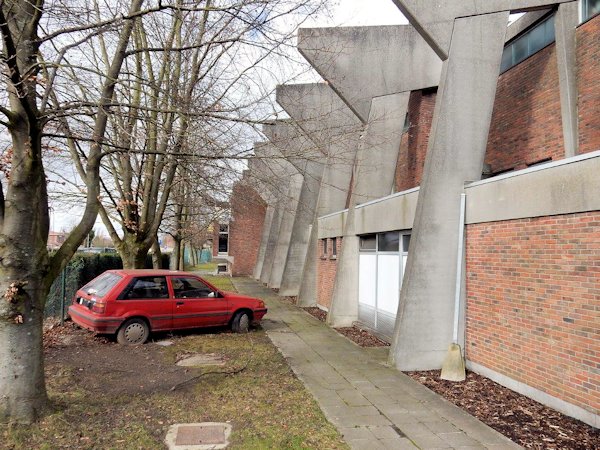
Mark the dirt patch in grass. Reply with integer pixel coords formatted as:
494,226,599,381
406,370,599,449
1,321,347,450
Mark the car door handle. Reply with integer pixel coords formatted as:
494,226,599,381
176,301,184,306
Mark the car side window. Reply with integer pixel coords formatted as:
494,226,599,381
119,277,169,300
172,277,215,299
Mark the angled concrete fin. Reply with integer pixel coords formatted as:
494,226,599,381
298,26,442,123
392,0,577,59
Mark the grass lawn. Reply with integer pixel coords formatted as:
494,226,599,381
1,315,347,449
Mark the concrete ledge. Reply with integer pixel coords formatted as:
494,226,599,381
466,150,600,224
467,360,599,429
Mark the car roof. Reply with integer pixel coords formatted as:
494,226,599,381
110,269,198,277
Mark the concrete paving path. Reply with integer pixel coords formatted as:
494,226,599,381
232,277,521,450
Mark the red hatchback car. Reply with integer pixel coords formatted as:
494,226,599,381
68,269,267,345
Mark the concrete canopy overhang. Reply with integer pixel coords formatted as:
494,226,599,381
391,0,577,60
297,25,442,123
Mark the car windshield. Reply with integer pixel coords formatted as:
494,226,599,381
82,272,123,298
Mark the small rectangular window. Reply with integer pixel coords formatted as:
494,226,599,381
402,234,411,253
378,232,400,252
359,234,376,251
331,238,337,257
322,239,328,257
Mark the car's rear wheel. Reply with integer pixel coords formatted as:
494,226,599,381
117,318,150,345
231,311,250,333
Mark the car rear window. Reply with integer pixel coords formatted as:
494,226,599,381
82,272,123,298
119,277,169,300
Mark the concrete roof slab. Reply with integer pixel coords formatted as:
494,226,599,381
298,25,441,122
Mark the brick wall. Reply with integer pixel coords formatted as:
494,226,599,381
577,15,600,154
466,211,600,415
317,237,342,309
395,89,436,192
228,181,267,276
486,43,564,173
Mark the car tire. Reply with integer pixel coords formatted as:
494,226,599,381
117,318,150,345
232,311,250,333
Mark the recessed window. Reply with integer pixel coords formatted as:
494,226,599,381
322,239,328,257
582,0,600,22
331,238,337,257
359,234,376,251
500,14,555,73
218,224,229,254
378,232,400,252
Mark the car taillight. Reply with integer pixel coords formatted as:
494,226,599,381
91,300,106,313
258,300,265,308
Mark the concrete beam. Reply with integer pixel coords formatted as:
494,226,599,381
253,143,298,285
555,2,579,157
391,0,576,59
390,11,511,370
298,25,441,123
276,83,363,306
263,121,327,296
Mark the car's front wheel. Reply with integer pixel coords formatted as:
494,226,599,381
117,318,150,345
231,311,250,333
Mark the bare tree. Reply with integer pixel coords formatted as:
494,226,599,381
0,0,328,424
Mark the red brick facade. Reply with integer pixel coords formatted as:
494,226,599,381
577,16,600,154
317,237,342,309
486,43,564,173
228,181,267,276
466,211,600,416
395,89,436,192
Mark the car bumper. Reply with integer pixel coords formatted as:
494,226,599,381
68,306,121,334
253,308,268,324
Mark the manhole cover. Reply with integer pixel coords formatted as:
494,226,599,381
165,422,232,449
176,353,226,367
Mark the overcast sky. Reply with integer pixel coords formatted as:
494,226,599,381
309,0,408,27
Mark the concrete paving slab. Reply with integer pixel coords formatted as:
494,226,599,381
232,277,522,450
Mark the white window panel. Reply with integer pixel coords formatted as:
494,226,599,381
359,254,377,307
377,254,400,315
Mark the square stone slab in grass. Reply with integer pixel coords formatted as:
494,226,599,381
165,422,232,450
176,354,226,367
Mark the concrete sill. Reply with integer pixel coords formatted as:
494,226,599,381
329,256,337,260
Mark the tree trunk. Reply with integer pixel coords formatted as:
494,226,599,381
151,238,162,269
171,236,182,270
117,235,151,269
0,126,51,423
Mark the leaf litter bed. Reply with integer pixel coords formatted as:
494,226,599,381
302,307,598,448
406,370,599,449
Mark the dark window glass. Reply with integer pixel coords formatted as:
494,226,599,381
331,237,337,256
583,0,600,21
528,20,546,54
359,234,376,251
513,35,528,65
120,277,168,300
500,14,555,74
500,46,513,73
82,272,123,298
322,239,328,256
402,234,411,253
172,277,214,298
218,235,228,253
378,232,400,252
219,224,228,233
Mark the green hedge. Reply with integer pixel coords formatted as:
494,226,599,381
45,252,171,318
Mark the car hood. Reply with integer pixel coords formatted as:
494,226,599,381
221,291,261,303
